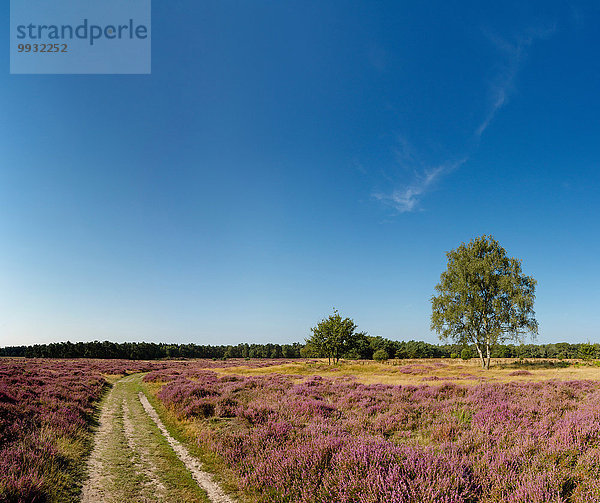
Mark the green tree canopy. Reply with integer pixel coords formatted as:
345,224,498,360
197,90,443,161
431,235,538,369
306,309,358,364
373,349,389,362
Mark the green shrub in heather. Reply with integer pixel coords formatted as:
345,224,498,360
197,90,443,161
372,349,389,362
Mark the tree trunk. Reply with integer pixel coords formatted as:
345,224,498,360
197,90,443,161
485,341,491,370
475,344,485,368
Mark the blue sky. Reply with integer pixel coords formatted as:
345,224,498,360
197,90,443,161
2,1,599,347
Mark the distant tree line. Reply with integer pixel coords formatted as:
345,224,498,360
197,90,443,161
2,339,599,361
0,341,304,360
304,330,600,361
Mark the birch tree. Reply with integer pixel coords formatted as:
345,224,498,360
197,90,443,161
431,235,538,369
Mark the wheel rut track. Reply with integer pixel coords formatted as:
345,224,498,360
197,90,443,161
138,392,234,503
81,375,233,503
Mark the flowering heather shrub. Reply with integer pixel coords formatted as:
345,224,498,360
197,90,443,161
152,367,600,502
0,358,168,502
508,370,533,376
395,362,448,375
459,373,482,380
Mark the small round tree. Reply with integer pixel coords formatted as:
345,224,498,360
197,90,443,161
373,349,389,362
306,309,358,364
431,235,538,369
460,348,473,360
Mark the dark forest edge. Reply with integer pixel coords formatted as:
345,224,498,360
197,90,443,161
2,338,600,361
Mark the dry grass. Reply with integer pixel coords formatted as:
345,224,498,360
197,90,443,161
213,358,600,386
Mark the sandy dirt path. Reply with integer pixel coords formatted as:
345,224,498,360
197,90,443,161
81,375,233,503
81,378,120,503
139,392,234,503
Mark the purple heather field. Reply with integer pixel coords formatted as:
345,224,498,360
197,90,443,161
0,358,169,502
145,362,600,503
3,358,600,502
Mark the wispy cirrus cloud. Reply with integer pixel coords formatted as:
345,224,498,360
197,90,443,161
374,24,556,215
373,159,466,213
476,24,556,138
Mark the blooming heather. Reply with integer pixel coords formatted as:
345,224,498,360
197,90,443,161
147,365,600,502
0,358,169,502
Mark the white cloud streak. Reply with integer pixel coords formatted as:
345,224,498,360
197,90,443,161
373,159,466,213
476,25,555,137
374,24,556,214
